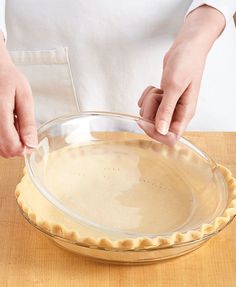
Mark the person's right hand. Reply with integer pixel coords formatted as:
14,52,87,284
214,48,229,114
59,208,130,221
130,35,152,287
138,5,225,146
0,33,37,158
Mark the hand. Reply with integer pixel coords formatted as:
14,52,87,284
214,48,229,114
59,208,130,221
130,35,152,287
0,33,37,158
138,5,226,145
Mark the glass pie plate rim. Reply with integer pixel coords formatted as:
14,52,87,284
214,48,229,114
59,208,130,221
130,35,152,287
16,199,235,252
19,111,236,250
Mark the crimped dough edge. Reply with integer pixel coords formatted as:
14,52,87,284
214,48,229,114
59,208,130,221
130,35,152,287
15,141,236,251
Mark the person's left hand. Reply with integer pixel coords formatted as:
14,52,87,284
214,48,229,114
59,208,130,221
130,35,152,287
138,5,226,146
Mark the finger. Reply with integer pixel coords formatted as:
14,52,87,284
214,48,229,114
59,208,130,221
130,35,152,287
138,119,179,146
170,86,197,136
0,149,10,158
138,86,162,107
142,92,163,122
13,114,24,156
139,105,144,117
155,78,187,135
0,146,23,158
154,93,179,136
0,101,24,157
15,87,38,148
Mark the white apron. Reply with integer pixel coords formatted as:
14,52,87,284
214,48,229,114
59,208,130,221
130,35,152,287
4,0,236,130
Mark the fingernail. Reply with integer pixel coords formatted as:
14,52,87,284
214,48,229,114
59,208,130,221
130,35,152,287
24,135,38,148
157,120,169,135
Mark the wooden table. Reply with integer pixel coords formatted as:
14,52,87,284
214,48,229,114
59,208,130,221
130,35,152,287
0,132,236,287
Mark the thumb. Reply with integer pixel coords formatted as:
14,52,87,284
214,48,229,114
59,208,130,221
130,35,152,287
155,89,181,135
15,88,38,148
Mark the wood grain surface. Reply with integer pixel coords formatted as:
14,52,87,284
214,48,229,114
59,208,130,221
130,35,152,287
0,132,236,287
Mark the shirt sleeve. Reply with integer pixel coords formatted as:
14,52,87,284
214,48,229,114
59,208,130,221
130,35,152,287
186,0,236,25
0,0,6,41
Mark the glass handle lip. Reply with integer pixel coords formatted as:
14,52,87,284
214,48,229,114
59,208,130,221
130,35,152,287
23,144,37,158
25,143,37,149
136,117,154,124
23,145,30,157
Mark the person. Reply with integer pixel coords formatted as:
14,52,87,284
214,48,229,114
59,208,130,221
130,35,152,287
0,1,235,157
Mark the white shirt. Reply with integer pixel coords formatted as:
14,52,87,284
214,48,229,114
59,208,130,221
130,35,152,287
0,0,236,130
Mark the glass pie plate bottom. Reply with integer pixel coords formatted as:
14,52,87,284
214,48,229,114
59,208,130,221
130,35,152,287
15,112,236,264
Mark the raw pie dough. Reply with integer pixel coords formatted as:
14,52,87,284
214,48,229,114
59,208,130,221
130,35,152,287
15,135,236,250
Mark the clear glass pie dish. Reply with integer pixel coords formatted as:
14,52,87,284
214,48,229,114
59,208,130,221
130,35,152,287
15,112,236,264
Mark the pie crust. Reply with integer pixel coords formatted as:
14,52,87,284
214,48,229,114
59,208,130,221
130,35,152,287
15,139,236,250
